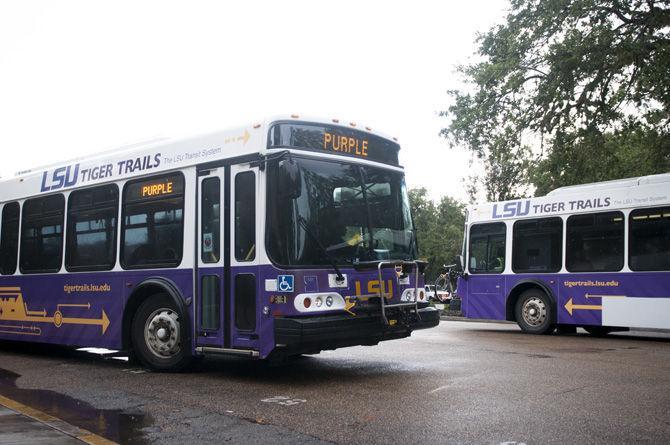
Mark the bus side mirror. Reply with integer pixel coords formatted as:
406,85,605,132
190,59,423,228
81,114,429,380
454,255,464,272
278,159,302,199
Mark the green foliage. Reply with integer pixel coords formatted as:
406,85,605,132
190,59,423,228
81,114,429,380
532,120,670,194
409,187,465,281
442,0,670,199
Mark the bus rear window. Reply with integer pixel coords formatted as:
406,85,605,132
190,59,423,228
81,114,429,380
121,173,184,269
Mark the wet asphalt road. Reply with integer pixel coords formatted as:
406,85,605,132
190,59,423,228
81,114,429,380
0,320,669,445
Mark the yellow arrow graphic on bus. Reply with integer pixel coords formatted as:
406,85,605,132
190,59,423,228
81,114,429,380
60,310,110,335
224,129,251,145
564,298,602,316
344,297,356,316
0,291,110,335
239,129,250,145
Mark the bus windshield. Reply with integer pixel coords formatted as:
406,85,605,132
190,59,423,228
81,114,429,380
266,157,416,266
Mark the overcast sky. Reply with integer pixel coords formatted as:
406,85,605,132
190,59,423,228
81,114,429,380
0,1,508,202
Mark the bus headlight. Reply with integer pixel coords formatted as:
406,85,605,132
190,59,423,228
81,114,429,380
294,293,344,312
401,288,416,302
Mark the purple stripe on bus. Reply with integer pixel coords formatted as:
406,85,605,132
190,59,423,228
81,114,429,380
458,272,670,326
0,265,423,359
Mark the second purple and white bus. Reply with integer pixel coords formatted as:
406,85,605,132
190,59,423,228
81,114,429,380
455,174,670,335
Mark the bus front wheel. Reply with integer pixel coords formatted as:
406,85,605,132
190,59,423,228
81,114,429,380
131,294,192,371
515,289,554,335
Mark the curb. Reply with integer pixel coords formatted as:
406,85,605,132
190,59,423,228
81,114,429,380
439,315,514,324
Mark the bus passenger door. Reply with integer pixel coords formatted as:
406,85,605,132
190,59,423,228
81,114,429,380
229,164,260,351
196,168,225,347
466,222,507,320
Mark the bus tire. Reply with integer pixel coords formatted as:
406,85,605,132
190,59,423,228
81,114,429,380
131,294,192,371
584,326,613,337
514,289,554,334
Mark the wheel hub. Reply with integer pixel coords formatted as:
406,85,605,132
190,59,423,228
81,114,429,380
522,297,547,327
145,309,181,358
157,327,168,340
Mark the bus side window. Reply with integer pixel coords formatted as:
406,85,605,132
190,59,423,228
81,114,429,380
566,211,624,272
121,173,185,269
629,206,670,271
20,194,65,274
234,172,255,262
469,222,506,274
0,202,20,275
65,184,119,271
512,217,562,273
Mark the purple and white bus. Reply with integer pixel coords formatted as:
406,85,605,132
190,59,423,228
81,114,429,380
0,116,439,370
455,173,670,335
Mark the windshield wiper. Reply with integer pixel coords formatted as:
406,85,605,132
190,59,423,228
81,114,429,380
406,230,417,261
297,215,345,282
356,167,376,258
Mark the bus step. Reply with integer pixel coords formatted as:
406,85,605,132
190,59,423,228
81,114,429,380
195,347,260,358
384,302,420,309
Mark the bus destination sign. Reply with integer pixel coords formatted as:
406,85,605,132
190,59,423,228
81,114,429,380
126,174,184,202
142,180,174,197
268,123,400,166
322,131,371,158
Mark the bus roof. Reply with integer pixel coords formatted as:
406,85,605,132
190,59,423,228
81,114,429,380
468,172,670,223
0,115,400,202
546,173,670,196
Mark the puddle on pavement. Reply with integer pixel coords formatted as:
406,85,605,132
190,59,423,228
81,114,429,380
0,367,151,444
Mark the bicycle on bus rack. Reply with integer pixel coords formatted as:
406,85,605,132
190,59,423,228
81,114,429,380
432,264,461,304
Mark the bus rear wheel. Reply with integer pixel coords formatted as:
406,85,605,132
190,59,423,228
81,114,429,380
132,294,192,371
515,289,554,334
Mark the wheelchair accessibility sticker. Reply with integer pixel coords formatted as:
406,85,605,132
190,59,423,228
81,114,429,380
277,275,294,293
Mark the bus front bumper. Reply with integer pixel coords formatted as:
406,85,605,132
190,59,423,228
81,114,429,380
273,307,440,355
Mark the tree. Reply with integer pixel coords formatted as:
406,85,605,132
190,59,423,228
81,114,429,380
442,0,670,200
409,188,465,281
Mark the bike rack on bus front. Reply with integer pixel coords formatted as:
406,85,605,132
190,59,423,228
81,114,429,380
376,260,421,326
